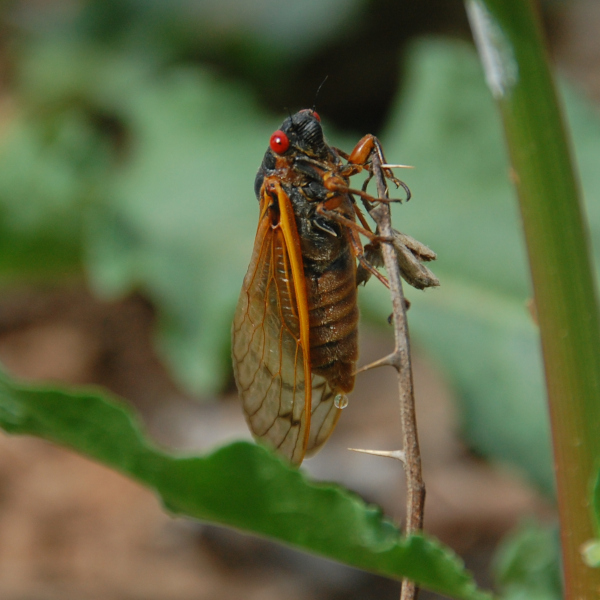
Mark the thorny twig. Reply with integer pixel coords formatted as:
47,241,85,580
367,155,427,600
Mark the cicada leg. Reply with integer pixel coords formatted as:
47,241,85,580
335,135,412,202
315,202,391,289
322,170,408,208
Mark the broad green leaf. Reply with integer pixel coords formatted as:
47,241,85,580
493,521,562,600
0,374,492,600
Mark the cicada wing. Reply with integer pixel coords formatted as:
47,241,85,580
232,187,311,465
305,376,342,456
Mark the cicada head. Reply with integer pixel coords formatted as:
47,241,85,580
271,109,329,160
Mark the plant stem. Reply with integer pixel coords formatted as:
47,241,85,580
466,0,600,595
370,155,425,600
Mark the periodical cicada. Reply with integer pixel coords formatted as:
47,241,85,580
232,109,434,465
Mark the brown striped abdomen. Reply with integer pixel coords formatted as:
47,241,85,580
306,248,358,393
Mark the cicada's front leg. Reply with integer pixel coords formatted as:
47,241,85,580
334,135,411,202
313,196,392,290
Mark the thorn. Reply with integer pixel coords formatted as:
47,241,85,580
381,164,415,169
354,353,400,374
348,448,406,463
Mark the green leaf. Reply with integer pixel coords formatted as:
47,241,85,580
0,374,492,600
493,521,562,600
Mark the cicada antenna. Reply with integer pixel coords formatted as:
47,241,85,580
312,75,329,111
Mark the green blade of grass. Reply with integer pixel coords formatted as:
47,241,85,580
466,0,600,595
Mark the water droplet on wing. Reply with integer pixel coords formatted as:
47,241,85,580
334,394,348,409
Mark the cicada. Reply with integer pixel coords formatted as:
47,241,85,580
232,109,422,465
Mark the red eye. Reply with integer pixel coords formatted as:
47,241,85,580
312,111,320,122
270,130,289,154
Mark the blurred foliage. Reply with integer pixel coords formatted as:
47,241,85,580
1,1,600,497
0,371,492,600
360,40,600,496
493,521,562,600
